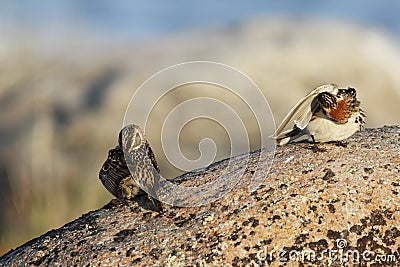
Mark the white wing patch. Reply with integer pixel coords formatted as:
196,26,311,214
271,84,338,138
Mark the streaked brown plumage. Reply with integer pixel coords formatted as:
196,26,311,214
99,124,162,210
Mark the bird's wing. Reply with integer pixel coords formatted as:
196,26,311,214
145,141,160,173
99,147,130,199
271,84,338,138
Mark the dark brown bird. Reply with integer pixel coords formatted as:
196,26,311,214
99,124,162,211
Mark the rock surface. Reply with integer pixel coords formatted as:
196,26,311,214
1,126,399,266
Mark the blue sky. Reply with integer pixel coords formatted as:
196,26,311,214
1,0,399,42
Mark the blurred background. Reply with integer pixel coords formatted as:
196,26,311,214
1,0,400,254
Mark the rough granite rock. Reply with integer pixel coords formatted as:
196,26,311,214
1,126,399,266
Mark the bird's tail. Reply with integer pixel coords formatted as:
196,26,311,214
270,126,309,145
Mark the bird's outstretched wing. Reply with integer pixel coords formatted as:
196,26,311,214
99,146,130,199
271,84,338,139
145,140,160,173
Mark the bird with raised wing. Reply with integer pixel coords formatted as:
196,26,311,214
99,124,162,211
271,84,365,145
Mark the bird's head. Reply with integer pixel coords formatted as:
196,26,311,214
118,124,144,153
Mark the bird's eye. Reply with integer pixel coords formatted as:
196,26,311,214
337,89,346,96
347,88,356,96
